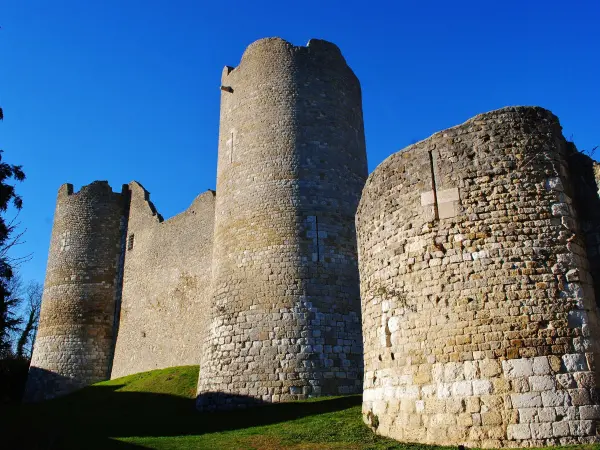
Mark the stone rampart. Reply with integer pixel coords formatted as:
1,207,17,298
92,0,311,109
357,107,600,447
110,182,215,378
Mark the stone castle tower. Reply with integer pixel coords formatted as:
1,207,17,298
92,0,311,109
25,37,367,404
357,107,600,447
197,38,367,410
26,182,128,400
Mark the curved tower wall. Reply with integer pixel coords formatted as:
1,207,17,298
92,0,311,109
197,38,368,410
568,152,600,310
25,181,126,401
357,107,600,447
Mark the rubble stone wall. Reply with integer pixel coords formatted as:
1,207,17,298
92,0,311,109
568,152,600,310
110,182,215,378
357,107,600,447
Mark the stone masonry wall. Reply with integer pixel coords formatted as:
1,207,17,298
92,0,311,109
568,151,600,310
357,107,600,447
110,182,215,378
197,38,368,410
25,181,126,401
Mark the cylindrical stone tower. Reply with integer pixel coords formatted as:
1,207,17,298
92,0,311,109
25,181,127,401
357,107,600,447
197,37,368,410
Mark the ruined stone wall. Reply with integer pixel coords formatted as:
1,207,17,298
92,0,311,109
25,181,126,401
110,182,215,378
357,107,600,447
197,37,367,410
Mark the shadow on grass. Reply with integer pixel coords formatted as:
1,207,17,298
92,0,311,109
4,383,362,450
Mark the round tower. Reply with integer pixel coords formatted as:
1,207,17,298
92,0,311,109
357,107,600,447
197,38,368,410
25,181,127,401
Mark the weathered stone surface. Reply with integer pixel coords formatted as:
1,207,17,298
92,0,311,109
196,37,367,410
358,106,600,447
26,38,367,408
25,182,127,401
111,183,215,378
23,39,600,449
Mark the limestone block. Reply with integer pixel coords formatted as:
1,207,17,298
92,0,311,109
473,380,493,395
481,359,502,377
553,421,570,437
507,424,531,440
530,422,553,439
556,373,577,389
503,359,534,379
574,371,598,388
529,375,556,391
518,408,537,423
537,407,557,422
568,388,592,406
511,392,542,408
580,405,600,419
532,357,552,375
569,420,595,436
541,390,571,407
451,380,473,397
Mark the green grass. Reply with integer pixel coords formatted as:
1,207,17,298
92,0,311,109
3,366,600,449
94,365,199,398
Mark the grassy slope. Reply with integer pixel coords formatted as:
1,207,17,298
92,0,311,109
4,366,600,450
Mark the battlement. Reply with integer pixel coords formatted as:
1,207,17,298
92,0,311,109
57,180,127,198
221,37,349,84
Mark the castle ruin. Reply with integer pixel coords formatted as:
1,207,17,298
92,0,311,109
24,37,600,448
25,37,367,406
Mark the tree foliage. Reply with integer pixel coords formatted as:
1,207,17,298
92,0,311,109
0,107,27,356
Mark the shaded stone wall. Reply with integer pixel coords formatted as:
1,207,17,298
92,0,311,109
357,107,600,447
568,151,600,309
25,181,126,401
197,37,367,410
110,182,215,378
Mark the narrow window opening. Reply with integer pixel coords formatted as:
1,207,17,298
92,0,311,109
127,234,135,251
384,318,392,348
428,150,439,220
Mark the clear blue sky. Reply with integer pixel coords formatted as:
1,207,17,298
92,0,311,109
1,0,599,286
